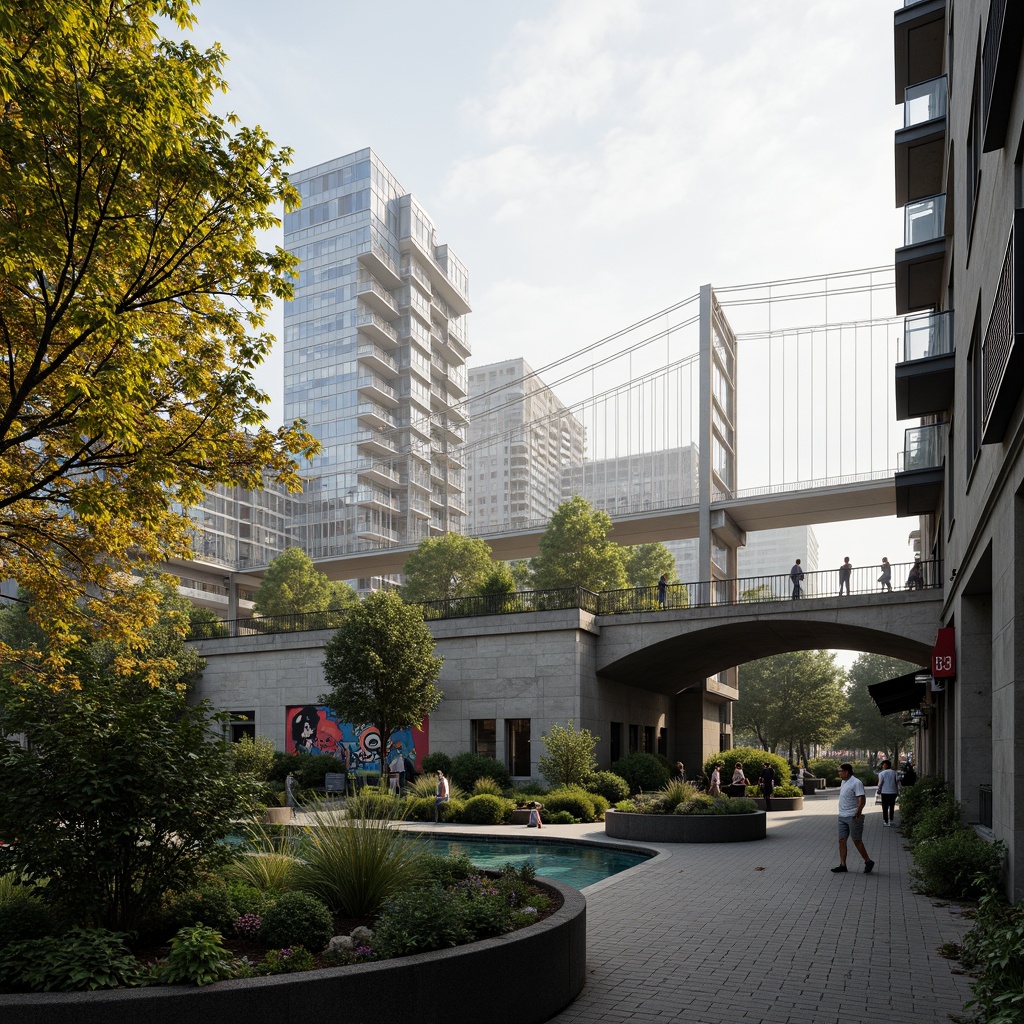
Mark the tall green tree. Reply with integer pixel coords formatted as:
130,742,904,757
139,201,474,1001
844,653,919,763
0,0,317,687
320,591,443,774
539,720,599,788
401,534,495,603
530,497,627,592
253,547,358,618
623,543,679,587
0,582,245,931
735,651,847,760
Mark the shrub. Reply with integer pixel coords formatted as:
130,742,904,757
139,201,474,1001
420,854,476,888
706,748,791,793
772,784,802,798
911,830,1003,899
225,880,274,917
677,796,757,816
230,734,277,782
450,752,512,792
611,752,670,794
908,791,964,849
538,721,598,788
259,891,334,952
960,878,1024,1024
269,751,345,789
294,807,425,917
586,770,630,803
544,786,599,823
589,793,610,818
257,946,316,975
438,797,466,823
549,810,576,824
157,924,236,986
234,912,262,939
512,780,549,799
0,889,56,948
420,752,453,776
472,776,505,796
458,794,515,825
0,927,146,992
160,874,238,933
402,796,440,822
807,758,841,787
897,774,948,835
373,883,472,957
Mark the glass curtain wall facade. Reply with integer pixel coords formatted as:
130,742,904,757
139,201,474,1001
283,149,471,564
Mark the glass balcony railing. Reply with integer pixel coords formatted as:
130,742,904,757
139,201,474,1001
905,193,946,246
902,309,954,361
904,76,947,127
902,422,947,471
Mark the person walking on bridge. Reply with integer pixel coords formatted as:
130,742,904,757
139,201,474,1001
790,558,804,599
878,556,892,593
838,556,853,596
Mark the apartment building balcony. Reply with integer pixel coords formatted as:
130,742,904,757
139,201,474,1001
895,193,947,313
895,75,947,206
356,458,399,490
430,292,451,322
356,374,399,408
358,243,401,289
356,401,396,431
429,488,446,509
895,309,955,419
432,419,466,446
400,257,432,295
446,318,471,359
355,428,398,458
895,421,947,517
981,209,1024,443
355,277,398,318
356,309,399,348
400,494,431,520
357,520,399,544
356,342,398,378
354,487,400,514
982,0,1024,152
446,402,468,426
894,0,945,105
447,496,467,517
399,289,433,328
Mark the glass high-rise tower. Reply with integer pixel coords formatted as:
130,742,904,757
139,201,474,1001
283,150,471,566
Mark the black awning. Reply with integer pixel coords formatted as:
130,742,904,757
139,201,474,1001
868,669,929,716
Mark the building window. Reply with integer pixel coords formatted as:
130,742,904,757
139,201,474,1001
506,718,531,776
658,727,667,756
643,726,655,753
628,724,639,754
226,711,256,743
967,306,983,468
471,719,496,759
610,721,622,763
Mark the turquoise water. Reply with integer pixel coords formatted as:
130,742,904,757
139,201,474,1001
416,835,650,889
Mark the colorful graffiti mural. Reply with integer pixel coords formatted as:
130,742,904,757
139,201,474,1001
285,705,428,772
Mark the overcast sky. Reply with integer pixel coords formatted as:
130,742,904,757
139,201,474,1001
185,0,920,635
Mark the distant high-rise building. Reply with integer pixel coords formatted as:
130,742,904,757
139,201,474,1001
466,359,585,533
283,149,471,562
562,447,700,517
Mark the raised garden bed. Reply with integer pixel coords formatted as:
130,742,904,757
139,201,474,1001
0,879,585,1024
605,809,766,843
750,795,804,811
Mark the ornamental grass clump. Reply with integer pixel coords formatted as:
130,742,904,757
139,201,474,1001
294,807,425,918
656,780,697,812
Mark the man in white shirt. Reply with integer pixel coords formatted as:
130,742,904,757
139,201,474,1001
877,759,899,827
434,770,450,822
832,763,874,874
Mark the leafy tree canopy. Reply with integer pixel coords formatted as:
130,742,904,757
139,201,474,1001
401,533,495,603
539,720,599,788
734,650,847,758
530,496,627,592
320,591,443,772
623,543,679,587
253,547,357,618
0,0,317,685
843,652,921,763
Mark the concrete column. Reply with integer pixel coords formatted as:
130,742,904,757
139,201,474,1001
955,590,993,823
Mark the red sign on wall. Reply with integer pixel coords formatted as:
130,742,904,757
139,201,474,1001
931,626,956,678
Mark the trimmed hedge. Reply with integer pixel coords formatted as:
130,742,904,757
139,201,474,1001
458,794,515,825
611,752,670,794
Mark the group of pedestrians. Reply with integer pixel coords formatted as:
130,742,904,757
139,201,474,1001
789,555,927,598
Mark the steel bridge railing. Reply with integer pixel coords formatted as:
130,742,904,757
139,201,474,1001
188,559,942,640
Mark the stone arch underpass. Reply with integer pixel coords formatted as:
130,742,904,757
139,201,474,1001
594,589,944,694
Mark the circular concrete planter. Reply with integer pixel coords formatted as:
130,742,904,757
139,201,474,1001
751,796,804,811
605,809,766,843
262,806,294,824
0,879,585,1024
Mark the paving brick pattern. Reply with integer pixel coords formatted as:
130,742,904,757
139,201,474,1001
402,790,975,1024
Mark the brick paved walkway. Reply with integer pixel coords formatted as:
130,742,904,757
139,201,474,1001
400,789,974,1024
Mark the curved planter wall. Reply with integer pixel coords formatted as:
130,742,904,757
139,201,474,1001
0,879,585,1024
751,796,804,811
605,810,766,843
